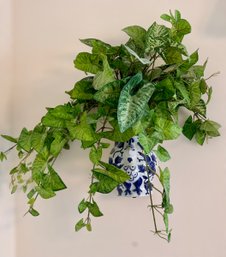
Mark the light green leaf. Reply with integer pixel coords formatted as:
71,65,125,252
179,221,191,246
89,146,102,165
41,113,66,128
93,55,115,90
75,218,86,232
118,72,155,132
18,128,32,152
154,145,171,162
124,45,151,64
35,186,56,199
138,132,161,153
192,99,206,117
180,50,199,72
90,176,118,194
32,155,47,183
66,112,96,141
74,52,102,74
31,131,47,153
154,117,182,140
50,133,67,157
97,161,130,183
160,14,171,22
160,167,170,204
123,25,146,49
200,120,221,137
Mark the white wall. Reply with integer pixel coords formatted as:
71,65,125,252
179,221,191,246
0,0,16,257
1,0,226,256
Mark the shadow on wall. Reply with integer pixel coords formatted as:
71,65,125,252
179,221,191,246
205,0,226,37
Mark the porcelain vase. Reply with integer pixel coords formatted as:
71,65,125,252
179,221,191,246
109,136,157,197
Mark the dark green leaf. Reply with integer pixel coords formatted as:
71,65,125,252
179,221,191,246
66,77,95,100
180,50,199,72
0,151,7,161
182,116,197,140
1,134,18,143
29,208,40,217
87,200,103,217
195,129,206,145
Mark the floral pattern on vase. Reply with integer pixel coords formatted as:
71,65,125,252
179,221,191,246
109,136,157,197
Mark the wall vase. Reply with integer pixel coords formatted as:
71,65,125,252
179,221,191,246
109,136,157,197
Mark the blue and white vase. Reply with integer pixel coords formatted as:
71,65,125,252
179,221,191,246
109,136,157,197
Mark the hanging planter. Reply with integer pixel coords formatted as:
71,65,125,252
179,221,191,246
0,10,221,241
109,136,157,197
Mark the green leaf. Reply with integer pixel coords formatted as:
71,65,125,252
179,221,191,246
180,50,199,72
75,218,86,232
200,120,221,137
90,176,118,194
118,72,155,132
124,45,151,64
172,19,191,41
42,113,66,128
29,208,40,217
66,77,95,100
164,47,183,64
11,185,17,194
122,25,146,49
160,167,170,205
163,212,169,233
195,129,206,145
89,146,102,165
102,120,135,142
182,116,197,140
32,155,47,183
165,203,174,214
97,161,130,183
66,112,96,141
43,165,67,191
31,131,47,153
138,132,161,153
50,132,67,157
206,86,213,104
74,52,102,74
87,200,103,217
154,145,171,162
18,128,32,152
27,189,36,199
146,22,169,52
189,81,201,107
86,222,92,232
192,99,206,117
154,117,182,140
160,14,171,22
175,82,190,104
93,55,115,90
1,134,18,143
94,79,126,106
35,186,56,199
78,199,88,214
0,151,7,161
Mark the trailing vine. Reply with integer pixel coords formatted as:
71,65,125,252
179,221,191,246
0,10,220,241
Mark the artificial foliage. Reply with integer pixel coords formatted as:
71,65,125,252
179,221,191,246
0,10,220,241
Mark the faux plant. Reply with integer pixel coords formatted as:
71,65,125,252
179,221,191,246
0,10,220,241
